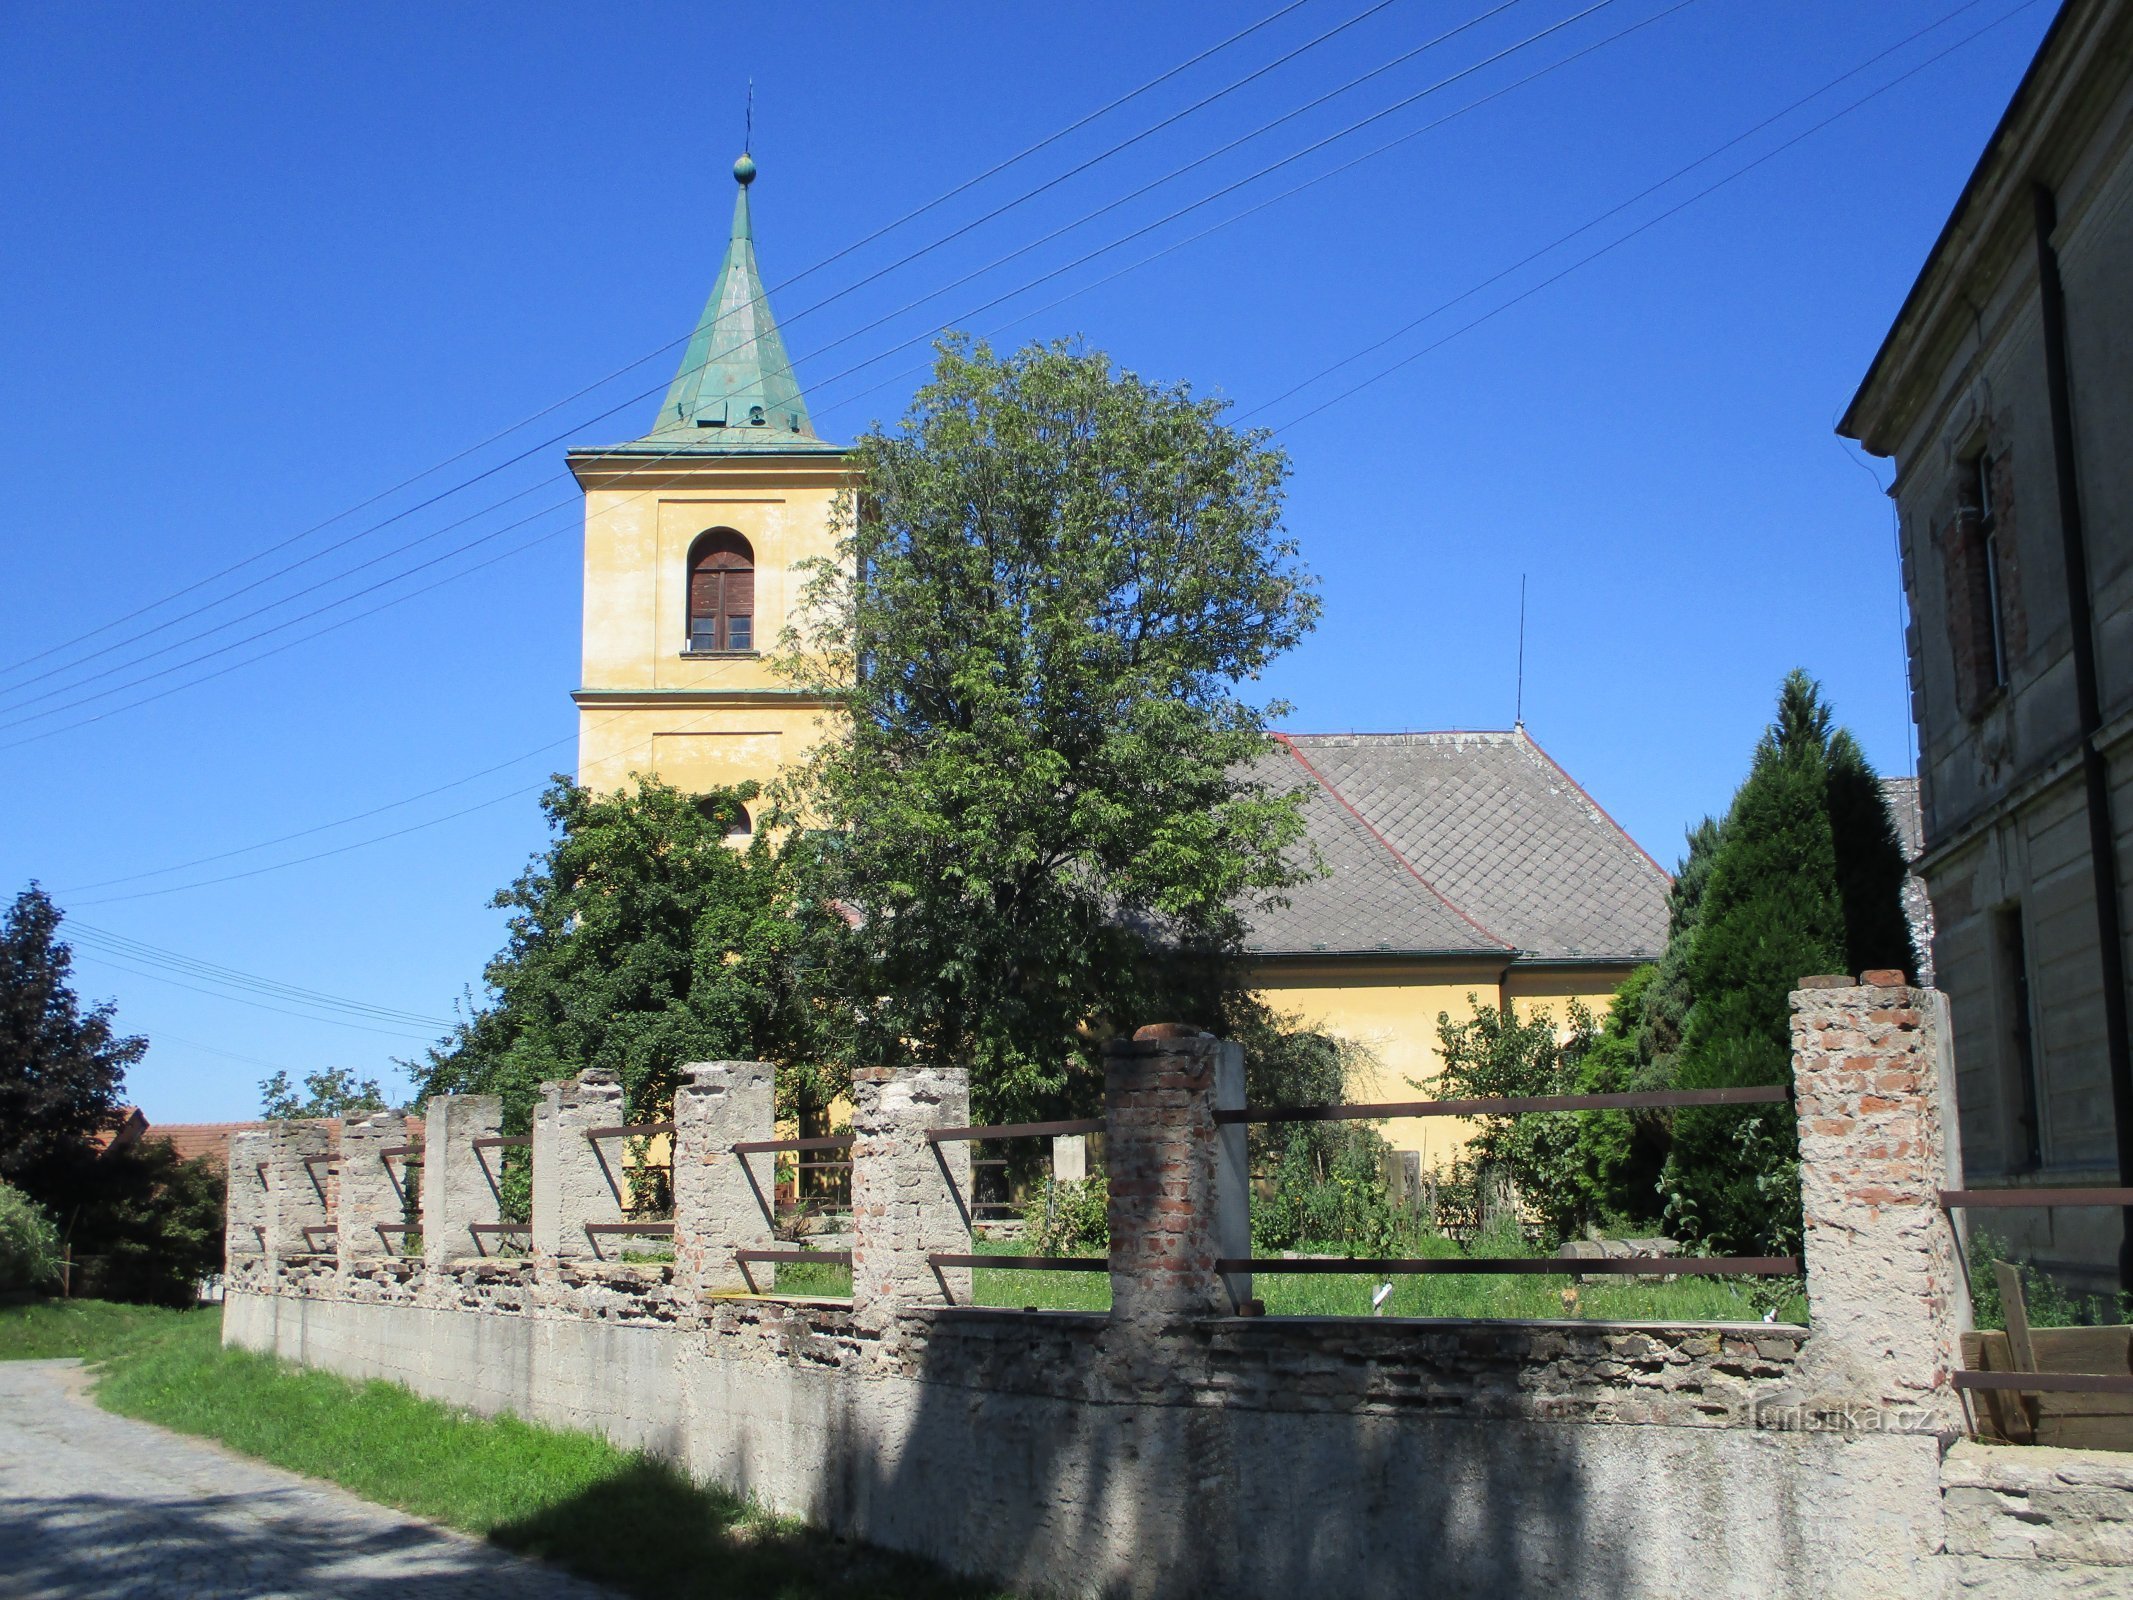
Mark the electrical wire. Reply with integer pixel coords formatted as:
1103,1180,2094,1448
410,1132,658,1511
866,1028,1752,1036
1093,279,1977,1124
0,1,1630,745
0,0,1407,699
1261,0,2047,433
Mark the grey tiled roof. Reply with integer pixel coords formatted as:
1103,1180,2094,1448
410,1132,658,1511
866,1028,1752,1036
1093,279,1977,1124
1243,731,1670,963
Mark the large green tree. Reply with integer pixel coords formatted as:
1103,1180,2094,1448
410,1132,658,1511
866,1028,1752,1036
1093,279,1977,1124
776,337,1319,1122
1662,670,1917,1253
412,778,822,1128
0,884,145,1187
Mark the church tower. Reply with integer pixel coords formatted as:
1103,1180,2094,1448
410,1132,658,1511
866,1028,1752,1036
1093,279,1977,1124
566,153,846,831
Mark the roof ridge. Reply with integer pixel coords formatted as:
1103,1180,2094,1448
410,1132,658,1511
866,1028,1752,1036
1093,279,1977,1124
1512,727,1672,887
1272,733,1515,952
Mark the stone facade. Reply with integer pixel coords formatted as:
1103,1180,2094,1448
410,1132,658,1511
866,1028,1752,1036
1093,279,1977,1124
1840,0,2133,1289
672,1059,776,1293
532,1069,626,1263
849,1065,970,1335
335,1110,406,1268
421,1093,503,1263
224,1006,2128,1598
265,1121,332,1261
1791,974,1966,1430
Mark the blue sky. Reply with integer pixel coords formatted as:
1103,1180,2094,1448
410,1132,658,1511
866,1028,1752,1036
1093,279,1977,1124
0,0,2054,1120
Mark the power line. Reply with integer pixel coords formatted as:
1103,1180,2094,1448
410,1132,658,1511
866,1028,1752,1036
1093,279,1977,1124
1239,0,2008,423
0,2,1630,748
1261,0,2047,434
66,922,453,1030
67,948,444,1041
0,0,1398,700
814,0,1697,420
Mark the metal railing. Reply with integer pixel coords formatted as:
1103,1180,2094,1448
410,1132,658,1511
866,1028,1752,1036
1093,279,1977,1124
1214,1085,1800,1281
1939,1187,2133,1405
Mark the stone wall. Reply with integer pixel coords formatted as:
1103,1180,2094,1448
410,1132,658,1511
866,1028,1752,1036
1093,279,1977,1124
224,1010,2126,1598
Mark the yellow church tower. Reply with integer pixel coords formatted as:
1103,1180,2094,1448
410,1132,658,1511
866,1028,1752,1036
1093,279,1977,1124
566,152,846,831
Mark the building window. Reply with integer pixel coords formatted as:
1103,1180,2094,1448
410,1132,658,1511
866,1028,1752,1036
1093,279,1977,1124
687,530,754,653
1958,452,2010,700
1994,903,2044,1173
694,795,752,837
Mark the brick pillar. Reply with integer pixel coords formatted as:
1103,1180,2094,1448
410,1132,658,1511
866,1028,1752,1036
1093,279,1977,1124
335,1110,403,1267
850,1065,970,1333
422,1094,503,1264
266,1120,333,1260
1791,971,1963,1430
673,1060,775,1293
225,1128,271,1269
532,1069,626,1263
1104,1026,1247,1327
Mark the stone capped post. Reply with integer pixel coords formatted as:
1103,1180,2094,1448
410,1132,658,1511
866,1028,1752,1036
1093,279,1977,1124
266,1120,333,1261
335,1110,406,1267
532,1069,627,1263
850,1065,971,1333
225,1127,271,1269
422,1094,504,1263
673,1060,776,1293
1791,971,1963,1431
1104,1026,1247,1326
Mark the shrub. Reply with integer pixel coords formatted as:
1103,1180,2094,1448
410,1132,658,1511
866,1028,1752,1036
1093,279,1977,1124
0,1181,60,1291
1022,1173,1108,1255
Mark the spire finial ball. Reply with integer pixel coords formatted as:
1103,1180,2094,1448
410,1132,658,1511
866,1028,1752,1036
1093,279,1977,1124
734,151,757,187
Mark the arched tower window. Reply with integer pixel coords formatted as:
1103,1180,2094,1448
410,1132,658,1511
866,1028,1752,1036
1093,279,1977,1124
687,530,754,653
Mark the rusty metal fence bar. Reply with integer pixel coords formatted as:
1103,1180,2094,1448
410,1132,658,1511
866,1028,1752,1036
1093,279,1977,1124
735,1248,853,1265
472,1135,531,1150
378,1144,419,1159
586,1121,676,1141
585,1221,674,1237
732,1135,854,1153
1217,1255,1799,1276
468,1222,530,1234
1214,1085,1792,1126
1939,1187,2133,1208
925,1117,1103,1144
927,1254,1106,1272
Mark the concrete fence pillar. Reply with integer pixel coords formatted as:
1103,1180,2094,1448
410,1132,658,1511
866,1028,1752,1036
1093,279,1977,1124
1103,1025,1249,1326
265,1120,333,1261
1791,971,1964,1431
850,1065,970,1333
674,1060,776,1293
335,1110,404,1267
225,1127,271,1268
532,1069,626,1263
422,1094,503,1264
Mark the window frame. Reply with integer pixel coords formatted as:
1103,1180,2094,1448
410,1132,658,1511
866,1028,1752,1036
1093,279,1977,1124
684,528,757,656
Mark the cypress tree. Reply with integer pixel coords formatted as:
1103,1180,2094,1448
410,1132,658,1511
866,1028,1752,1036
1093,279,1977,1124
1661,670,1913,1254
1636,815,1722,1074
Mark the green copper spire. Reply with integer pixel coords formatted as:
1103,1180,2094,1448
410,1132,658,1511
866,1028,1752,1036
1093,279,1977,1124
638,153,829,452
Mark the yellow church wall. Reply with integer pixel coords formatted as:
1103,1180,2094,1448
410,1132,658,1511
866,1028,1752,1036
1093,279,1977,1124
1249,958,1639,1173
570,451,851,798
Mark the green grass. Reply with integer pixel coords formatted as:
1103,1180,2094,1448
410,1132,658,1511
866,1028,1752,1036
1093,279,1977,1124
0,1297,196,1361
16,1299,999,1599
765,1235,1800,1322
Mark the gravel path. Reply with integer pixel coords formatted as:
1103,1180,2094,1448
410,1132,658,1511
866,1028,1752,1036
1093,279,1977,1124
0,1359,623,1599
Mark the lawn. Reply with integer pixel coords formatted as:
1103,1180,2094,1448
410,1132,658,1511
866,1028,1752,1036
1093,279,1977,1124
778,1235,1801,1322
7,1298,999,1600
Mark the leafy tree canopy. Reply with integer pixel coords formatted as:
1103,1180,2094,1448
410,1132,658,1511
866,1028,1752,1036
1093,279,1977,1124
776,337,1320,1121
1663,669,1916,1253
0,884,146,1188
411,777,820,1127
260,1067,387,1121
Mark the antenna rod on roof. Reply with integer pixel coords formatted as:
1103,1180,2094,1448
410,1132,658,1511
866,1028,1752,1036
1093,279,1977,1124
1514,574,1527,731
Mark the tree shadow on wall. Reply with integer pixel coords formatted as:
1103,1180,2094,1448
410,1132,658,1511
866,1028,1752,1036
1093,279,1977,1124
488,1456,1001,1600
814,1312,1648,1600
